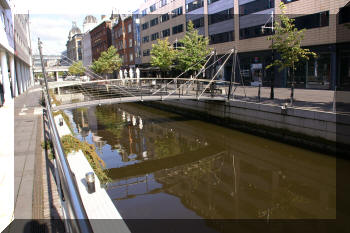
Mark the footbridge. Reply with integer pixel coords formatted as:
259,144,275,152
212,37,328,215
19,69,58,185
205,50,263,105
49,77,240,111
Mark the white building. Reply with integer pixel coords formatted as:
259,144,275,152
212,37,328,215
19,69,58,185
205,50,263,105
82,15,97,67
82,30,92,67
0,0,32,107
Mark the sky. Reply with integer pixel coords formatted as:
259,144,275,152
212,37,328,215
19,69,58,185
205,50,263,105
13,0,144,55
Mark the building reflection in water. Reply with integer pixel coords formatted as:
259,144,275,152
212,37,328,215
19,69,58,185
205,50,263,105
68,103,336,221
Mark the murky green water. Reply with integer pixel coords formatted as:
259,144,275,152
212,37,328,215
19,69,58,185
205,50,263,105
67,103,336,221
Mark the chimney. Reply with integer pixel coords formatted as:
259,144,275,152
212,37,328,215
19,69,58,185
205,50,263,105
101,15,107,21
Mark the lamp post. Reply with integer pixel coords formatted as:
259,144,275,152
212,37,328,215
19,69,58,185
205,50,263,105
261,11,275,99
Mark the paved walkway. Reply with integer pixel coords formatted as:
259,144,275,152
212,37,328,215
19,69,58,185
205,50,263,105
0,85,64,233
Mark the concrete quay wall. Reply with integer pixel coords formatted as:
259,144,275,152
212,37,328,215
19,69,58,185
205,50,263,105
145,99,350,156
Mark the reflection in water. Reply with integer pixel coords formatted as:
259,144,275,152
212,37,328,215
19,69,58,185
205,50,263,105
68,103,336,222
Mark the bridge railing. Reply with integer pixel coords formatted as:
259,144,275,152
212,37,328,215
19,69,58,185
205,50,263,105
43,86,94,233
49,78,237,109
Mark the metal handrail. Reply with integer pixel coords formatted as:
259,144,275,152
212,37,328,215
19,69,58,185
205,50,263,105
43,89,93,233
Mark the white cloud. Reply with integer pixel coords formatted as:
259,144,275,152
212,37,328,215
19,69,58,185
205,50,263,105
30,14,77,54
13,0,143,14
15,0,144,54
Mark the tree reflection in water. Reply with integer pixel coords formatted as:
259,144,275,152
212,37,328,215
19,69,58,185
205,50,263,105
68,103,336,221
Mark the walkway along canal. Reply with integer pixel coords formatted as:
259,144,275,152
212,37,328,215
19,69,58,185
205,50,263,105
64,102,337,231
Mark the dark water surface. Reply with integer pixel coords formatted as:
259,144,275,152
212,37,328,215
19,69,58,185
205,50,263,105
67,103,335,221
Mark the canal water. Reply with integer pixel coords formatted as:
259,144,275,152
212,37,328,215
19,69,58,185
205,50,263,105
67,103,335,221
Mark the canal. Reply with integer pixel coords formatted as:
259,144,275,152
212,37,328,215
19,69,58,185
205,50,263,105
66,102,335,225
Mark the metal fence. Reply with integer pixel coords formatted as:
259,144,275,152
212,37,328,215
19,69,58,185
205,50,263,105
43,86,93,233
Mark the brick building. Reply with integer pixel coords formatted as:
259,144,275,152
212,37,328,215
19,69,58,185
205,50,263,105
90,20,112,61
112,14,136,68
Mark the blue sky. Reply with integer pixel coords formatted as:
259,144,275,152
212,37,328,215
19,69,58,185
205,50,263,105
13,0,144,54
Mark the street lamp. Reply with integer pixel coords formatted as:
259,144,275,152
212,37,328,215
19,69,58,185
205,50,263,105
261,11,275,99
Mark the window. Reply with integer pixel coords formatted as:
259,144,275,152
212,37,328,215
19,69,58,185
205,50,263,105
142,35,149,43
294,11,329,30
128,24,132,33
150,3,157,12
151,32,159,41
130,53,134,62
172,24,183,34
281,0,298,3
239,0,274,16
143,49,150,56
150,17,159,27
162,28,170,37
161,0,167,7
186,0,204,13
339,5,350,24
208,8,233,25
161,13,169,22
129,38,133,47
208,0,219,4
210,31,234,44
239,24,272,39
187,17,204,29
172,7,183,18
142,9,147,16
142,22,149,30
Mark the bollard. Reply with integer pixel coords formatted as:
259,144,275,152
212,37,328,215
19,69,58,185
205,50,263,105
258,84,261,102
59,118,64,126
85,172,95,194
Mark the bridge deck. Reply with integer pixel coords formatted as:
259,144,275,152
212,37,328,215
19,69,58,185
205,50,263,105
53,95,227,110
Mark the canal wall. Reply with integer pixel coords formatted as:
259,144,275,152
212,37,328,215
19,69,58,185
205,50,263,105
143,99,350,156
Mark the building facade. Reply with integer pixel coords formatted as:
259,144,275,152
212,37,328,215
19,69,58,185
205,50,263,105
0,0,33,107
90,20,112,61
66,22,83,63
133,9,142,66
82,31,93,67
136,0,350,90
112,14,136,68
139,0,186,66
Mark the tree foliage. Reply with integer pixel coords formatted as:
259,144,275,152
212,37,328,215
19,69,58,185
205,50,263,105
266,2,317,75
90,46,122,76
176,21,212,74
150,37,177,76
68,61,85,76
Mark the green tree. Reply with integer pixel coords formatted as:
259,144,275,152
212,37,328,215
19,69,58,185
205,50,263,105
150,37,177,78
90,46,122,78
176,21,212,75
68,61,85,76
266,2,317,105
